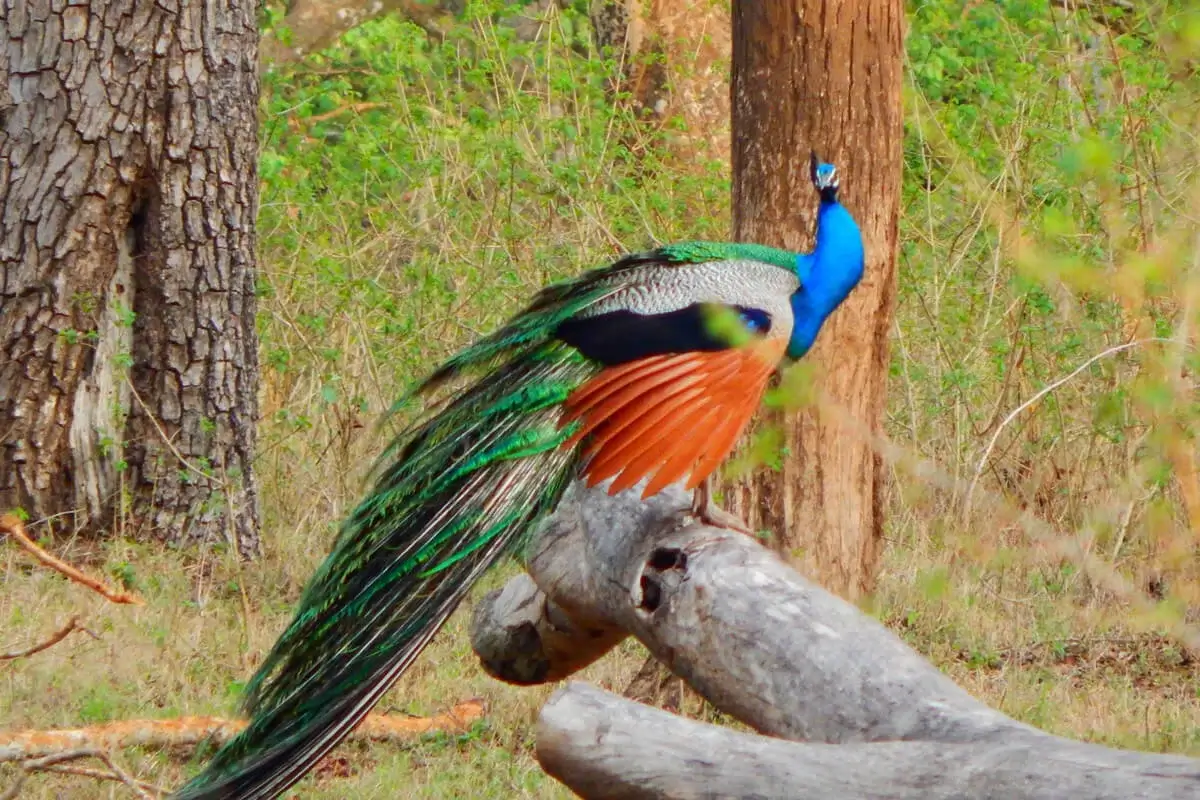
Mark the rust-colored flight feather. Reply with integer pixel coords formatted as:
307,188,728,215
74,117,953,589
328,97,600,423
562,338,786,498
576,385,708,485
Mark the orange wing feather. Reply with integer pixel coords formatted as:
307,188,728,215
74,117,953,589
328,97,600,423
562,337,786,499
577,386,707,484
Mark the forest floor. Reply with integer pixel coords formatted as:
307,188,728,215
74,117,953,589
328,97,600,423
5,2,1200,797
2,516,1197,798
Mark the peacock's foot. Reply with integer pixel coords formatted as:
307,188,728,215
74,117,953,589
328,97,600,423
690,485,753,535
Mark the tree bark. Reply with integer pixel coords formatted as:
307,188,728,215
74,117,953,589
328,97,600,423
263,0,449,68
472,482,1200,799
591,0,731,166
1,0,262,554
725,0,904,598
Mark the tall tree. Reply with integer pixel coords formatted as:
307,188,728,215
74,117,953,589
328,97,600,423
1,0,262,555
726,0,903,597
591,0,731,165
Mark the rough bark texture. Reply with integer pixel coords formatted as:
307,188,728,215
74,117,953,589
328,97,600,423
726,0,903,597
537,683,1200,800
591,0,731,165
1,0,262,554
472,482,1200,799
262,0,458,69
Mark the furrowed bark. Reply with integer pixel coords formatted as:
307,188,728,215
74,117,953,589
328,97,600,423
1,0,261,553
727,0,905,598
472,482,1200,799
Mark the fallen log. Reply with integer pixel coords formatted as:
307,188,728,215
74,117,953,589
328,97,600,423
0,699,484,763
471,482,1200,799
537,682,1200,800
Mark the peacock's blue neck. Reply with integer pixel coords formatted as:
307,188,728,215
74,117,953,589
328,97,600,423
786,199,865,359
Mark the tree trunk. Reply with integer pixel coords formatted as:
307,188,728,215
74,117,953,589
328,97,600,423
726,0,903,598
591,0,731,165
1,0,262,555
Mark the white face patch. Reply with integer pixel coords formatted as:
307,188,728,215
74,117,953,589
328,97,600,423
583,259,799,343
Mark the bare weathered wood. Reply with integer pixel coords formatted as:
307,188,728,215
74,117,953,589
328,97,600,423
472,482,1200,798
471,572,626,685
488,483,1027,742
537,682,1200,800
1,0,261,552
727,0,904,598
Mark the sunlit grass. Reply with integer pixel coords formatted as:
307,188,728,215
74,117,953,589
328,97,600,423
4,1,1200,797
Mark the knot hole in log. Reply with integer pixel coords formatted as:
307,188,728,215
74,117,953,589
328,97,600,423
637,547,688,613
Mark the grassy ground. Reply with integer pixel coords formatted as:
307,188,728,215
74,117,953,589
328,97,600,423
4,1,1200,797
2,514,1197,797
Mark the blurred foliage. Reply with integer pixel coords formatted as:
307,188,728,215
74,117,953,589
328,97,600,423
254,0,1200,623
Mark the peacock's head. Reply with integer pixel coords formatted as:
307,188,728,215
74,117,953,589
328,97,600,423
809,151,840,204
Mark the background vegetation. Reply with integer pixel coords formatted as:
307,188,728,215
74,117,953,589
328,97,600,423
3,0,1199,796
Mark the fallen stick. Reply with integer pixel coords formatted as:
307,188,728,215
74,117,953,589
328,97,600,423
0,699,485,763
0,616,98,661
0,515,143,605
471,482,1200,799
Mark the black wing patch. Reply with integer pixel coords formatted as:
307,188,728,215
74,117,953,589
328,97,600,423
555,303,772,366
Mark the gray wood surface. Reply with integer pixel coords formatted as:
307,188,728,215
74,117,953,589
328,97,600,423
471,482,1200,798
470,572,626,685
538,682,1200,800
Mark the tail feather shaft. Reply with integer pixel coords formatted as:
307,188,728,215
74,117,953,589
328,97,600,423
173,345,594,800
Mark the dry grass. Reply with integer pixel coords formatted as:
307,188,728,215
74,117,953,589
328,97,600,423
0,535,650,797
4,2,1200,797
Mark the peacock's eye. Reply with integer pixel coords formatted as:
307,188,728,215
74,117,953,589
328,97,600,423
737,307,771,334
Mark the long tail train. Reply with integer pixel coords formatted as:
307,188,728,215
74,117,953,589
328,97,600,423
173,335,599,799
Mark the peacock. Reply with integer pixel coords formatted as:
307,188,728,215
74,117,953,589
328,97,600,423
174,153,864,800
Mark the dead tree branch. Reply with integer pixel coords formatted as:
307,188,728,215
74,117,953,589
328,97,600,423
471,483,1200,799
0,515,143,605
537,682,1200,800
0,699,484,763
0,748,158,800
0,617,98,661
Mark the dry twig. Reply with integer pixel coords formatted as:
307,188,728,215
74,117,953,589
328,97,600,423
0,699,486,763
0,617,98,661
288,102,387,128
0,515,143,605
37,761,164,796
962,338,1171,520
0,748,156,800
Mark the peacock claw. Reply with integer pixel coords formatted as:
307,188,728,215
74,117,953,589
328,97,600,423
690,480,753,535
